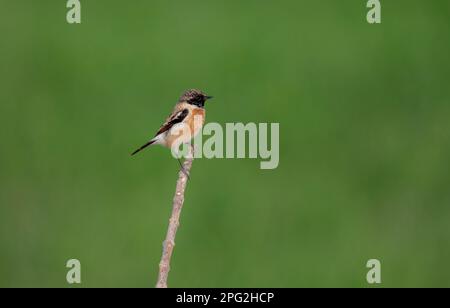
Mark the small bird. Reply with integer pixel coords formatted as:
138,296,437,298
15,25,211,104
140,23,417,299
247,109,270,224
131,89,213,157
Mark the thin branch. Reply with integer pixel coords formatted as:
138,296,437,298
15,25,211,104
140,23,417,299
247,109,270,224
156,145,194,288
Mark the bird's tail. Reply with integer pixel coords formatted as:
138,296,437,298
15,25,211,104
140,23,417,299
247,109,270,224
131,139,156,156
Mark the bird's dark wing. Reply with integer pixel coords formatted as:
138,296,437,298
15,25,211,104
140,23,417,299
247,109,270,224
155,108,189,136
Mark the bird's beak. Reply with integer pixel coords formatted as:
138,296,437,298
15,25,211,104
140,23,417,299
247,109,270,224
205,95,214,100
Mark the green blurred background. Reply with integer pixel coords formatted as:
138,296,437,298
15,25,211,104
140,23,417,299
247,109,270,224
1,0,449,288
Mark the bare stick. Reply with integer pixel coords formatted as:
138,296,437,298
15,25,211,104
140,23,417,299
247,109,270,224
156,145,194,288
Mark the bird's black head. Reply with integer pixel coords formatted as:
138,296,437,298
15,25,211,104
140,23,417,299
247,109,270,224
179,89,213,108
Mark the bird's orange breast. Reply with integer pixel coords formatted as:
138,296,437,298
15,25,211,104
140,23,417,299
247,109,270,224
165,107,205,148
189,108,205,135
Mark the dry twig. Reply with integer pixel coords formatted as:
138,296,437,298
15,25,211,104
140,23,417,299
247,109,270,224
156,146,194,288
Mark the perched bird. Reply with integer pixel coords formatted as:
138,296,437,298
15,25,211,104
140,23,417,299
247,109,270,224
131,89,213,156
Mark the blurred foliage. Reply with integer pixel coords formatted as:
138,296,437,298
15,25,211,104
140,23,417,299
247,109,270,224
0,0,449,287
